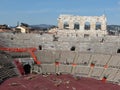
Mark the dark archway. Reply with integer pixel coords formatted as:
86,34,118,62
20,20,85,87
74,22,80,30
70,46,76,51
96,22,101,30
63,22,69,29
39,45,42,50
117,49,120,53
23,64,31,74
85,22,90,30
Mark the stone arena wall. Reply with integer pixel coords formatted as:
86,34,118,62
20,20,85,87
0,32,120,54
32,50,120,84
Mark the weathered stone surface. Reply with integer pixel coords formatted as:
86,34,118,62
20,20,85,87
58,14,107,36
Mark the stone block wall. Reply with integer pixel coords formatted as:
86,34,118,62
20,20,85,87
32,50,120,84
0,32,120,54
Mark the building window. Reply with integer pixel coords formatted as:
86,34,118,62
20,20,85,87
96,22,101,30
74,22,80,30
84,34,89,38
85,22,90,30
63,22,69,29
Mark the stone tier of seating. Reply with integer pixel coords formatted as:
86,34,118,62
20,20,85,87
32,50,120,85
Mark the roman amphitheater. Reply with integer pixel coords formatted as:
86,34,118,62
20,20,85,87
0,14,120,89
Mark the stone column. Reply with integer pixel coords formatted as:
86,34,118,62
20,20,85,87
58,20,63,30
80,21,85,30
79,22,81,30
101,15,107,31
101,22,107,30
69,20,74,30
91,22,95,30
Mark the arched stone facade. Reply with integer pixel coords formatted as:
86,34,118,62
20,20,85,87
58,14,107,31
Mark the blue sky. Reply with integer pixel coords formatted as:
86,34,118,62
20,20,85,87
0,0,120,25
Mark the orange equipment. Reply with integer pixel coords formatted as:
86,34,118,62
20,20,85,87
0,47,41,65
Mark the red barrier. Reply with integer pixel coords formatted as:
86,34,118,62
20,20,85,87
0,47,41,65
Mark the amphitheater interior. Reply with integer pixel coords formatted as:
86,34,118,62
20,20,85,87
0,49,120,86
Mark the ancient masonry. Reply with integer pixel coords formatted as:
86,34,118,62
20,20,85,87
0,14,120,54
58,14,107,36
1,14,120,86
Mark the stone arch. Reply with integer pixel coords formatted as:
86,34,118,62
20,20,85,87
63,22,69,29
85,22,90,30
74,22,80,30
96,22,101,30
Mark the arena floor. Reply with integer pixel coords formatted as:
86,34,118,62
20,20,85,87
0,74,120,90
